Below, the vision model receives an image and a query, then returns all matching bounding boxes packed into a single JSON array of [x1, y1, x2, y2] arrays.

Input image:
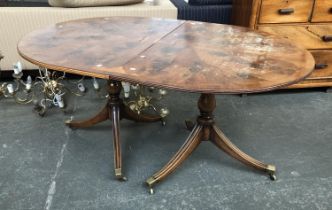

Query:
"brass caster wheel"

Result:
[[266, 165, 276, 181], [65, 120, 72, 127], [64, 120, 76, 130], [116, 175, 127, 182], [146, 177, 157, 194], [161, 120, 166, 126], [269, 173, 277, 181], [115, 168, 127, 181], [119, 176, 128, 182]]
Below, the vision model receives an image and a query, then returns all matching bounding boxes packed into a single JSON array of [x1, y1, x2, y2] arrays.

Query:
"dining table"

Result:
[[18, 16, 315, 194]]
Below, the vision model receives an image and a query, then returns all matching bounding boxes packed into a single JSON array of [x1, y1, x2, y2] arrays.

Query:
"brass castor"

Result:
[[65, 119, 77, 129], [267, 165, 277, 181], [149, 188, 154, 195], [269, 173, 277, 181], [161, 119, 166, 126], [115, 168, 127, 181], [118, 176, 128, 181], [146, 177, 156, 194]]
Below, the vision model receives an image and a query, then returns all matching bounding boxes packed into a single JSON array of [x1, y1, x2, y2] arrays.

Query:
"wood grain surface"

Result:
[[258, 24, 332, 50], [231, 0, 259, 27], [312, 0, 332, 22], [307, 50, 332, 80], [18, 17, 315, 94], [259, 0, 314, 24]]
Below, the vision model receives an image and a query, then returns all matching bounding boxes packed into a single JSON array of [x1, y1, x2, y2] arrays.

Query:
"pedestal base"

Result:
[[66, 80, 163, 180], [146, 94, 276, 194]]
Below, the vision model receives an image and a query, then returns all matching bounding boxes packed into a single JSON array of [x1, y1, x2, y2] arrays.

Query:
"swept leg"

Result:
[[65, 105, 109, 128], [211, 125, 276, 180], [146, 125, 203, 193], [121, 104, 162, 123], [110, 104, 126, 181]]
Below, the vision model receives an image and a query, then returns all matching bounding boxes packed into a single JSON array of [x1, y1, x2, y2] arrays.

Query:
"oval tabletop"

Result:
[[18, 17, 315, 94]]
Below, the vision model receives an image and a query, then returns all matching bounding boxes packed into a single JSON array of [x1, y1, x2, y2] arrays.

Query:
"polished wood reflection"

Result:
[[18, 17, 315, 191], [18, 17, 315, 94]]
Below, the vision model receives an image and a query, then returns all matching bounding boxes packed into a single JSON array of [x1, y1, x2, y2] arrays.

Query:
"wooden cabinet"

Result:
[[232, 0, 332, 88]]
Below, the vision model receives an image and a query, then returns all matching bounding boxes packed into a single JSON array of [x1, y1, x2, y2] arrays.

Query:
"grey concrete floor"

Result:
[[0, 84, 332, 210]]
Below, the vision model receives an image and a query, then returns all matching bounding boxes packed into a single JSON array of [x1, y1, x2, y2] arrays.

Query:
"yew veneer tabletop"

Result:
[[18, 17, 315, 193]]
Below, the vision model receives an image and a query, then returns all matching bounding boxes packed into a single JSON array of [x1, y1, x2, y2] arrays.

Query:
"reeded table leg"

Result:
[[146, 125, 202, 194], [146, 93, 276, 193], [211, 125, 276, 180], [66, 80, 163, 180], [108, 83, 126, 181], [65, 105, 109, 128]]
